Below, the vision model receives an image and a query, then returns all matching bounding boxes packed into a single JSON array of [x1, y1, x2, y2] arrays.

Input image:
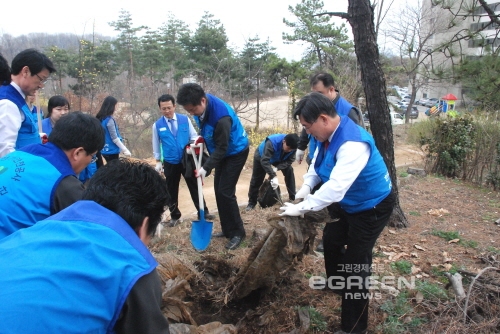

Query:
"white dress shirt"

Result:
[[152, 114, 198, 161], [0, 82, 26, 158], [300, 127, 371, 212]]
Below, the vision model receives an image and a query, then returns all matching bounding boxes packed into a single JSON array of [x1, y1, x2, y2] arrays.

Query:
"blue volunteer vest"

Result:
[[78, 161, 97, 183], [42, 117, 53, 134], [258, 134, 294, 164], [0, 201, 158, 333], [314, 116, 392, 213], [0, 84, 41, 148], [155, 114, 189, 164], [101, 116, 123, 155], [0, 142, 75, 239], [194, 94, 248, 156]]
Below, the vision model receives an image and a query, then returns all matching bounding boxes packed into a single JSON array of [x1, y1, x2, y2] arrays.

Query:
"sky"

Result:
[[0, 0, 361, 61]]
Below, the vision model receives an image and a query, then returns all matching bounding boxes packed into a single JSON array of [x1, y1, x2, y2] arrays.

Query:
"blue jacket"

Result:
[[314, 116, 392, 213], [156, 114, 189, 164], [194, 94, 248, 156], [42, 117, 53, 134], [0, 200, 158, 333], [0, 84, 41, 148], [258, 134, 294, 164], [0, 142, 75, 239], [101, 116, 122, 155]]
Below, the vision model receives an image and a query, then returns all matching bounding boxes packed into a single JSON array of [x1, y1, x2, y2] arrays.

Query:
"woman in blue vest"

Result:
[[96, 96, 131, 167], [0, 159, 170, 333], [41, 95, 70, 134], [177, 83, 249, 250], [246, 133, 299, 210], [280, 92, 395, 334]]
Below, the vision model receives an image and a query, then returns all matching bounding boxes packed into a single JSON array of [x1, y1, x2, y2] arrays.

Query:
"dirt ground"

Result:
[[151, 124, 500, 333]]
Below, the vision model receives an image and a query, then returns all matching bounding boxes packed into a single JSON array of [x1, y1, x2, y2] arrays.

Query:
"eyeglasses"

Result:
[[34, 73, 49, 84], [90, 154, 98, 163], [302, 119, 317, 130]]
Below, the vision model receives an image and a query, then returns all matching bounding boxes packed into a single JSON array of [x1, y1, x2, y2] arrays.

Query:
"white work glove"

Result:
[[295, 149, 305, 164], [295, 185, 311, 200], [112, 138, 131, 156], [279, 202, 308, 217], [155, 161, 163, 173], [195, 167, 207, 184], [272, 166, 278, 173], [39, 132, 48, 144], [270, 176, 279, 190]]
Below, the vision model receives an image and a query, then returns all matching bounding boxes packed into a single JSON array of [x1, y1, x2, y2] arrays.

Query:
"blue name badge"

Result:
[[159, 127, 167, 132]]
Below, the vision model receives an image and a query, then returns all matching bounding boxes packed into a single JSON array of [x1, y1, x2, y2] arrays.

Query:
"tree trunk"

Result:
[[347, 0, 408, 227]]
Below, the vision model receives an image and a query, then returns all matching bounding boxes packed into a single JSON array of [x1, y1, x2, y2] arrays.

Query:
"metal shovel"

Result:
[[189, 142, 213, 252]]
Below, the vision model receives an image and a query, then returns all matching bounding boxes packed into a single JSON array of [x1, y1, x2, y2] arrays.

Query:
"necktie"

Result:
[[168, 119, 177, 136]]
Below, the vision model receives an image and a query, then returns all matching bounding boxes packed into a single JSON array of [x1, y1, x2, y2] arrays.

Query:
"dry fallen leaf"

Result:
[[410, 252, 419, 258], [388, 229, 396, 234], [411, 266, 421, 274], [415, 291, 424, 304], [442, 263, 453, 271], [414, 244, 425, 251], [448, 239, 460, 244]]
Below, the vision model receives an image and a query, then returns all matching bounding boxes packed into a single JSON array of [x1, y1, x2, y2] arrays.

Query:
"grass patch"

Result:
[[408, 211, 421, 216], [431, 229, 460, 241], [295, 306, 327, 332], [460, 239, 478, 248], [399, 171, 409, 177], [416, 280, 449, 302], [391, 260, 413, 275], [378, 291, 427, 334], [487, 246, 500, 254]]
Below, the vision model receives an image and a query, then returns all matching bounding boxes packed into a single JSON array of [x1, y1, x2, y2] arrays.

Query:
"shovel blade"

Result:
[[190, 219, 214, 252]]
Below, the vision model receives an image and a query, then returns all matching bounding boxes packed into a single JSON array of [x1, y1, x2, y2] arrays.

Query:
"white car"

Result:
[[390, 111, 404, 125]]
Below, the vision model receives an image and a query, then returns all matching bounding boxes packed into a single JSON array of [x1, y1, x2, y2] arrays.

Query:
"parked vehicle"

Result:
[[417, 98, 429, 106], [390, 111, 404, 125], [424, 98, 439, 107], [400, 105, 419, 119]]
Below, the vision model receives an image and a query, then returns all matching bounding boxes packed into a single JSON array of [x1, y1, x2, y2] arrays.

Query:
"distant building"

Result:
[[419, 0, 500, 105]]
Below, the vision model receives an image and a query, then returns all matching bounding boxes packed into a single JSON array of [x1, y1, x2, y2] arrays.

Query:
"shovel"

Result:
[[189, 142, 213, 252]]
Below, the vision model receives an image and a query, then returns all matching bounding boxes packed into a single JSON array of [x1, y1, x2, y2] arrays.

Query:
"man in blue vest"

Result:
[[0, 159, 170, 333], [296, 72, 364, 166], [246, 133, 299, 211], [177, 83, 249, 250], [296, 72, 365, 253], [0, 111, 105, 239], [0, 49, 55, 157], [152, 94, 214, 226], [280, 92, 395, 334]]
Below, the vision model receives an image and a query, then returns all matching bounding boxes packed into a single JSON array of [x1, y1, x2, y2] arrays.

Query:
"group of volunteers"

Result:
[[0, 48, 394, 334]]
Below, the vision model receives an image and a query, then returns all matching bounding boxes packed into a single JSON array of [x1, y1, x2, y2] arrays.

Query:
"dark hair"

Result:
[[158, 94, 175, 107], [176, 83, 206, 106], [82, 159, 170, 236], [49, 111, 105, 154], [293, 92, 338, 123], [284, 133, 299, 149], [47, 95, 70, 117], [95, 96, 118, 121], [310, 72, 335, 89], [0, 53, 11, 85], [10, 49, 56, 76]]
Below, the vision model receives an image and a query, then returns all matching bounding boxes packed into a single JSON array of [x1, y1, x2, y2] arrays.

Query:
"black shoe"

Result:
[[225, 236, 244, 250], [315, 240, 324, 252], [245, 203, 256, 212], [165, 219, 181, 227], [212, 231, 226, 238], [203, 213, 216, 220]]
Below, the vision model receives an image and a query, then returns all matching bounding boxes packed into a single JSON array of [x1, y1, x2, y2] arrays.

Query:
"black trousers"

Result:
[[163, 161, 209, 220], [214, 147, 249, 238], [247, 151, 296, 205], [323, 191, 395, 333]]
